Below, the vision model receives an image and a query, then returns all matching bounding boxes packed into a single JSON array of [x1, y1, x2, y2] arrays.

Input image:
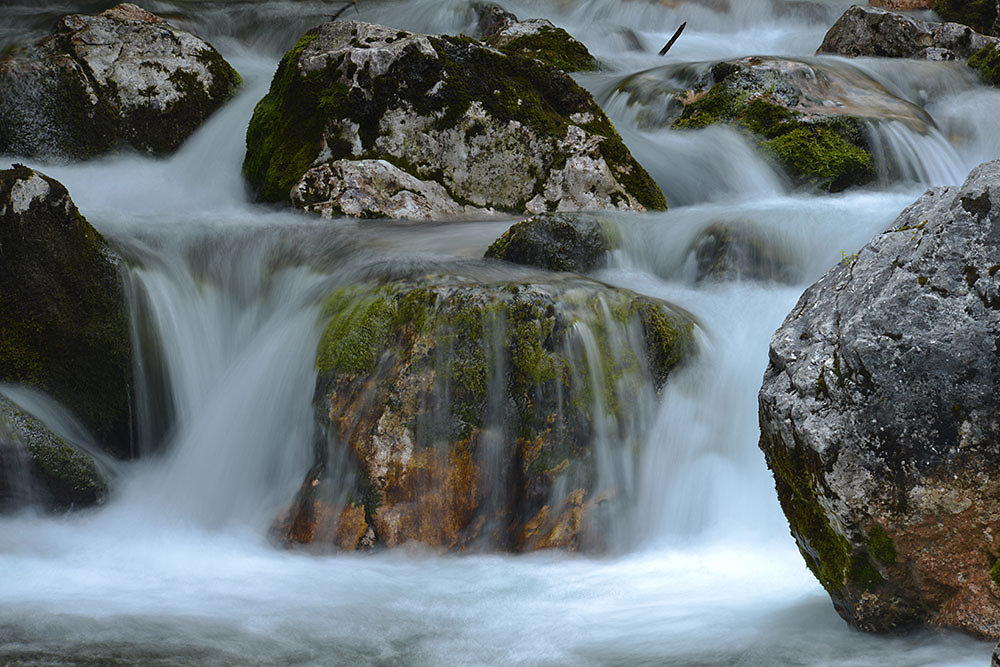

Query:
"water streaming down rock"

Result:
[[0, 0, 998, 662]]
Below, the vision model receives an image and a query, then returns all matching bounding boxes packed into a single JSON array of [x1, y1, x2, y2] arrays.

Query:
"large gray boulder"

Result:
[[818, 5, 999, 60], [0, 166, 133, 454], [758, 160, 1000, 638], [0, 3, 240, 159], [275, 272, 694, 551], [243, 21, 666, 219]]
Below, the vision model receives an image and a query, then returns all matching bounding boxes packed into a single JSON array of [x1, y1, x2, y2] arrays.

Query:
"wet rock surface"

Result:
[[758, 160, 1000, 638], [690, 222, 800, 284], [244, 20, 665, 219], [277, 272, 695, 551], [818, 4, 999, 60], [0, 166, 132, 453], [0, 3, 240, 159], [484, 212, 614, 273]]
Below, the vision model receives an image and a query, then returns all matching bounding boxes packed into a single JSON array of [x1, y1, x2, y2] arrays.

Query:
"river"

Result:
[[1, 0, 998, 663]]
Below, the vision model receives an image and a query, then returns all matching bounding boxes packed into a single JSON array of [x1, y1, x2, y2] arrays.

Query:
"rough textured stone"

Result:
[[819, 4, 999, 59], [244, 21, 665, 219], [0, 3, 240, 159], [278, 273, 694, 551], [758, 160, 1000, 638], [934, 0, 1000, 36], [476, 6, 598, 72], [661, 57, 931, 191], [870, 0, 935, 9], [970, 41, 1000, 84], [0, 166, 132, 453], [0, 393, 107, 511], [484, 212, 614, 273]]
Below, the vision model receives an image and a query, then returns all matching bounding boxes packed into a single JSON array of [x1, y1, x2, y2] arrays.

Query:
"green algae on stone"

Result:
[[970, 43, 1000, 85], [934, 0, 998, 35], [487, 23, 598, 72]]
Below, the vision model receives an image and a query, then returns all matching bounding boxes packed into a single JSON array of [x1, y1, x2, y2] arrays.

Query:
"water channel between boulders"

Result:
[[1, 0, 999, 663]]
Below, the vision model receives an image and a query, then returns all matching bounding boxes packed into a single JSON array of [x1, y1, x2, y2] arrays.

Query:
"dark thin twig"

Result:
[[324, 1, 358, 22], [658, 22, 686, 56]]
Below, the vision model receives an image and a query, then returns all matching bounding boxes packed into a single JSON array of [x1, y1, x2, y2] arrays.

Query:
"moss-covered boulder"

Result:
[[484, 212, 615, 272], [0, 393, 108, 511], [970, 41, 1000, 84], [934, 0, 999, 35], [243, 20, 664, 220], [0, 3, 240, 159], [0, 166, 132, 453], [665, 57, 934, 191], [758, 160, 1000, 638], [818, 5, 999, 60], [477, 5, 598, 72], [277, 273, 694, 551]]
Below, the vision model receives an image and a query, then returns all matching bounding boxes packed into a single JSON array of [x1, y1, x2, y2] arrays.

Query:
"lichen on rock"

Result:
[[758, 159, 1000, 638], [277, 272, 695, 552], [0, 3, 240, 159], [244, 20, 664, 219], [0, 166, 133, 454]]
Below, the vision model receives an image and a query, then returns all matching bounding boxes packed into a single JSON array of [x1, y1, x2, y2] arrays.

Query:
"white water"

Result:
[[1, 0, 997, 663]]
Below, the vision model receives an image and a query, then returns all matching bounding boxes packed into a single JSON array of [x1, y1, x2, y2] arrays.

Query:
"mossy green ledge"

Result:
[[243, 20, 665, 219], [276, 273, 694, 551], [482, 17, 599, 72], [671, 57, 891, 192], [970, 42, 1000, 85], [0, 166, 133, 455]]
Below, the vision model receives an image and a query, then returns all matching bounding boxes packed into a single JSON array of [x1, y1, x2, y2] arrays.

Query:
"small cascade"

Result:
[[867, 120, 968, 187]]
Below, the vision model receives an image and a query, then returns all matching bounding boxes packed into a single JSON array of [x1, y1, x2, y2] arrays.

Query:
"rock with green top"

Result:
[[485, 212, 615, 273], [934, 0, 999, 36], [277, 272, 694, 551], [970, 42, 1000, 84], [0, 3, 240, 159], [0, 393, 108, 510], [759, 160, 1000, 638], [0, 166, 133, 454], [477, 5, 598, 72], [244, 20, 665, 220]]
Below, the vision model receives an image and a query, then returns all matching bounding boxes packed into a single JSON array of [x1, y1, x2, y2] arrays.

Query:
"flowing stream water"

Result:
[[2, 0, 1000, 663]]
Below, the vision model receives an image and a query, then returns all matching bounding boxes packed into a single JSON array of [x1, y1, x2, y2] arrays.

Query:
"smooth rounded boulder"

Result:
[[758, 160, 1000, 637]]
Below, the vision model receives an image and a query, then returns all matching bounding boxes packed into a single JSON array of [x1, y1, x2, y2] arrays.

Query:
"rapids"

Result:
[[1, 0, 998, 663]]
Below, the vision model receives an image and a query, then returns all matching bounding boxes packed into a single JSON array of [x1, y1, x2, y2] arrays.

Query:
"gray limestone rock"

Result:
[[758, 159, 1000, 638]]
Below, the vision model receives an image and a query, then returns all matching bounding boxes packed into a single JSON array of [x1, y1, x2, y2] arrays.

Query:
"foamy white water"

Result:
[[0, 0, 996, 663]]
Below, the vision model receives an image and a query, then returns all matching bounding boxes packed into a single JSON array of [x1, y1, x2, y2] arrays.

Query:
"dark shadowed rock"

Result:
[[244, 21, 664, 219], [690, 222, 800, 284], [970, 41, 1000, 84], [0, 3, 240, 159], [934, 0, 1000, 36], [0, 166, 132, 453], [484, 213, 614, 272], [818, 4, 998, 60], [276, 273, 694, 551], [758, 160, 1000, 638]]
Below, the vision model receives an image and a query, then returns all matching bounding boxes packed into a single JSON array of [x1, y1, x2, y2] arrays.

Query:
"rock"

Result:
[[870, 0, 935, 9], [818, 5, 999, 60], [484, 212, 615, 272], [993, 640, 1000, 667], [667, 57, 929, 191], [689, 222, 800, 284], [278, 273, 695, 551], [0, 166, 132, 453], [476, 5, 598, 72], [970, 42, 1000, 84], [934, 0, 1000, 36], [243, 21, 665, 219], [0, 393, 108, 510], [0, 3, 240, 159], [758, 159, 1000, 638]]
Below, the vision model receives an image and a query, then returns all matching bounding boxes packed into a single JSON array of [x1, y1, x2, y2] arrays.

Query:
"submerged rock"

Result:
[[277, 273, 695, 551], [689, 222, 800, 284], [667, 57, 927, 191], [484, 212, 615, 272], [0, 166, 132, 453], [758, 160, 1000, 638], [244, 21, 665, 219], [0, 393, 108, 510], [818, 5, 999, 60], [0, 3, 240, 159], [477, 5, 598, 72]]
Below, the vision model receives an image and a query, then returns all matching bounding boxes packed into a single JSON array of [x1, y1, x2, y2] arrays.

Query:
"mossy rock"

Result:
[[281, 273, 695, 551], [0, 393, 108, 510], [244, 21, 663, 219], [482, 16, 599, 73], [934, 0, 999, 35], [0, 3, 240, 159], [970, 42, 1000, 85], [484, 212, 615, 273], [672, 58, 877, 192], [0, 166, 133, 454]]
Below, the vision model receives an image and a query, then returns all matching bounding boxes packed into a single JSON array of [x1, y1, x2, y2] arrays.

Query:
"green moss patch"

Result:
[[970, 43, 1000, 86], [490, 24, 598, 72], [934, 0, 998, 35]]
